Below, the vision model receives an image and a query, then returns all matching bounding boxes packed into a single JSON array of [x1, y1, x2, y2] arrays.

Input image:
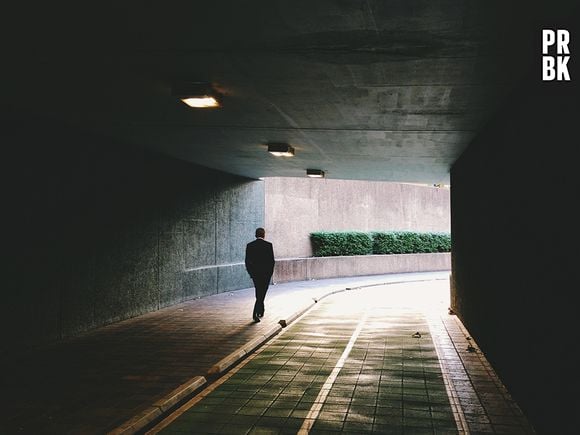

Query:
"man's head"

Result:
[[255, 227, 265, 239]]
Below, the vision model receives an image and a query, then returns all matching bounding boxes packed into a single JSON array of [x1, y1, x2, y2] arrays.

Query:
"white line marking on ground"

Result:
[[426, 314, 470, 434], [297, 309, 369, 435], [146, 293, 326, 434]]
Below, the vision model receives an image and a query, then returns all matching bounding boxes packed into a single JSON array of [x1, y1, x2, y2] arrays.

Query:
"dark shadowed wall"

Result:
[[451, 81, 578, 434], [3, 119, 264, 353]]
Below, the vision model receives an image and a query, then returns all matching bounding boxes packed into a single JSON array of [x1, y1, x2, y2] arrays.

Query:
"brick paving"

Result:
[[149, 280, 535, 435], [432, 317, 535, 434], [0, 273, 446, 435]]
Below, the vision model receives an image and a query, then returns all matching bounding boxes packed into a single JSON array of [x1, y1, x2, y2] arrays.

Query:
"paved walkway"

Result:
[[149, 279, 535, 435], [0, 272, 450, 435], [153, 283, 461, 434]]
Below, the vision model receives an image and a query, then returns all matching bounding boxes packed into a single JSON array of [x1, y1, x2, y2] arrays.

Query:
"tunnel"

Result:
[[2, 1, 579, 434]]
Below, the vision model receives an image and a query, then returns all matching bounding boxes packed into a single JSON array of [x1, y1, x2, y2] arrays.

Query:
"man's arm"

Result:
[[268, 243, 275, 276], [245, 244, 254, 277]]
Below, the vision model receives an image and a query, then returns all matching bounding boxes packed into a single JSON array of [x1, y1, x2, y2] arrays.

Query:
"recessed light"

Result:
[[172, 82, 221, 108], [267, 143, 295, 157], [306, 169, 325, 178], [181, 96, 220, 108]]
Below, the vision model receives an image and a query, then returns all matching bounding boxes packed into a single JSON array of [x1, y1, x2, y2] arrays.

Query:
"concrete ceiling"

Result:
[[3, 1, 563, 183]]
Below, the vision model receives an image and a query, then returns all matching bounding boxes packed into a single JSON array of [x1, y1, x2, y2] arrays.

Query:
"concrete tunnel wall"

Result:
[[3, 119, 264, 352], [450, 82, 578, 434], [2, 117, 451, 353]]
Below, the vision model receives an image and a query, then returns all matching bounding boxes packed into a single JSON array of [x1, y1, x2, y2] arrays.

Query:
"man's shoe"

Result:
[[253, 315, 261, 323]]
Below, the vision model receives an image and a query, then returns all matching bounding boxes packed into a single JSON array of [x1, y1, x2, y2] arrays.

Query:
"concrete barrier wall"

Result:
[[265, 177, 450, 258], [273, 253, 450, 283]]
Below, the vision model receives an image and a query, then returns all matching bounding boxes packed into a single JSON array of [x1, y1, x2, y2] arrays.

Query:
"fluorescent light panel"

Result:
[[268, 143, 295, 157], [181, 96, 220, 108], [306, 169, 325, 178], [173, 82, 220, 109]]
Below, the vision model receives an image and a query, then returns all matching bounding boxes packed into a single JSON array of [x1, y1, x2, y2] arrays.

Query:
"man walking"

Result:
[[245, 227, 275, 323]]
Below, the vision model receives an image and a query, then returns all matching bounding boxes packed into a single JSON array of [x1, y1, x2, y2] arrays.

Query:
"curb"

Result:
[[109, 274, 447, 434], [109, 288, 343, 435], [207, 323, 283, 376], [207, 287, 357, 377], [205, 289, 342, 378], [108, 376, 207, 435]]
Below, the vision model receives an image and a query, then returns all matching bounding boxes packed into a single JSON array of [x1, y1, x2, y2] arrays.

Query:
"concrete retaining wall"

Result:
[[265, 177, 450, 258], [273, 253, 450, 283]]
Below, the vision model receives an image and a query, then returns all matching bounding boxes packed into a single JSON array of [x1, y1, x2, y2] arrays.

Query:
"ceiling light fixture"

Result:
[[181, 96, 220, 108], [172, 81, 220, 108], [267, 143, 295, 157], [306, 169, 325, 178]]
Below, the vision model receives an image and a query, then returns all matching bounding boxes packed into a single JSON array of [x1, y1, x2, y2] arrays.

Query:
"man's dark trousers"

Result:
[[252, 275, 270, 318]]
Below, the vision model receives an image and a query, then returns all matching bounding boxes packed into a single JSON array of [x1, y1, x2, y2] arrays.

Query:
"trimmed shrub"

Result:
[[372, 231, 451, 254], [311, 231, 451, 256], [310, 231, 373, 257]]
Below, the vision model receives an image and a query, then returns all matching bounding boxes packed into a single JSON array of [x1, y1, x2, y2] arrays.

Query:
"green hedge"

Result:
[[310, 231, 451, 257], [372, 231, 451, 254], [310, 231, 373, 257]]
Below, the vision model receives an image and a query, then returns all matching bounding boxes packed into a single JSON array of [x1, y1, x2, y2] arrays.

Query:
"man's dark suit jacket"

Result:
[[245, 238, 275, 279]]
